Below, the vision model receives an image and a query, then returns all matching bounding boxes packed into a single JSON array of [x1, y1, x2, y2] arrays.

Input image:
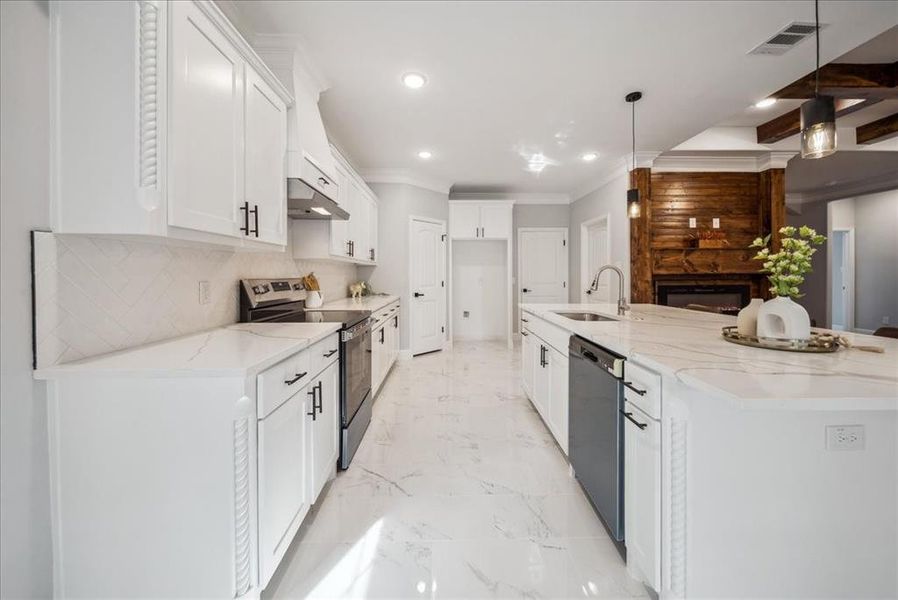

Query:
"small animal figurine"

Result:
[[349, 282, 365, 300]]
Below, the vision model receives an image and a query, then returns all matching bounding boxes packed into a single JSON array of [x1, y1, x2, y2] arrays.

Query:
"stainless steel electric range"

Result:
[[239, 278, 372, 469]]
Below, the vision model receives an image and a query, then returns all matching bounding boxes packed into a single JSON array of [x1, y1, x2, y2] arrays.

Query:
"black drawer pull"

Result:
[[621, 410, 648, 430], [323, 349, 338, 358], [623, 381, 647, 396], [285, 371, 308, 385]]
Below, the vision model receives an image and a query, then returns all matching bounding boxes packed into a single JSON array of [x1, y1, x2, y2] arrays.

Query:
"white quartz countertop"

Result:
[[521, 303, 898, 409], [314, 294, 400, 313], [33, 322, 341, 379]]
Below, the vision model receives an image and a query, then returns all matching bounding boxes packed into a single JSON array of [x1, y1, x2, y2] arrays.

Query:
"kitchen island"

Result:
[[521, 302, 898, 599]]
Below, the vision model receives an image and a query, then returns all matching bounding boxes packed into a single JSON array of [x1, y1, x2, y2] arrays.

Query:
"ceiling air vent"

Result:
[[749, 21, 822, 56]]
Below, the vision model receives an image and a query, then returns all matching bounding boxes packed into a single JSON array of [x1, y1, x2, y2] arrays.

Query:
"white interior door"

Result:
[[830, 229, 854, 331], [519, 228, 568, 312], [581, 216, 610, 303], [410, 218, 446, 355]]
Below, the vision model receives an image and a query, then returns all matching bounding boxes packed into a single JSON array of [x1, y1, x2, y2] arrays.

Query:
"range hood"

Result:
[[287, 178, 348, 220], [257, 45, 348, 220]]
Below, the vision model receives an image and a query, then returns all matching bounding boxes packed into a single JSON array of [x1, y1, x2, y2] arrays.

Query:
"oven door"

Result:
[[342, 321, 372, 425]]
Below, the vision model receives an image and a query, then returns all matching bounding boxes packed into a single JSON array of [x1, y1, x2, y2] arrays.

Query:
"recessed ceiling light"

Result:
[[417, 150, 432, 160], [755, 98, 777, 108], [402, 72, 427, 89], [581, 152, 598, 162]]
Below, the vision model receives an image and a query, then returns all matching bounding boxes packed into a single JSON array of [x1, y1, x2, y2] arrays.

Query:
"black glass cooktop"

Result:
[[265, 309, 370, 329]]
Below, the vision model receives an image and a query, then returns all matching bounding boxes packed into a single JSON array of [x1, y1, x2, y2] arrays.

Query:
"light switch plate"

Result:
[[198, 281, 211, 305], [712, 218, 720, 229], [689, 217, 697, 228]]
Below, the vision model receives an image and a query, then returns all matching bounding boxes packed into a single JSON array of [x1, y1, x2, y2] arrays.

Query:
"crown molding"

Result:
[[359, 168, 452, 195], [570, 158, 629, 203], [448, 192, 571, 205], [251, 33, 330, 94], [653, 151, 796, 173], [787, 170, 898, 205]]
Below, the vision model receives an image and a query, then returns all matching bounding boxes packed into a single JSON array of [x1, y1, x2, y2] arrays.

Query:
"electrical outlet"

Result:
[[712, 218, 720, 229], [826, 425, 865, 451], [689, 217, 697, 228], [198, 281, 211, 305]]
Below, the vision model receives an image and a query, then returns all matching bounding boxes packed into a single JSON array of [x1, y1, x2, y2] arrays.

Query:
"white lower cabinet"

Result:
[[371, 301, 401, 395], [624, 401, 660, 592], [258, 390, 310, 587], [522, 324, 569, 455], [308, 361, 340, 502]]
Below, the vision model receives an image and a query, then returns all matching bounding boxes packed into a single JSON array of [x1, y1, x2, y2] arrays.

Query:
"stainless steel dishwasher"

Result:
[[569, 335, 626, 551]]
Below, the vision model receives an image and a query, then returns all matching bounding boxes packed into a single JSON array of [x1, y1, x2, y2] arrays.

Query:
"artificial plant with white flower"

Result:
[[750, 226, 826, 298]]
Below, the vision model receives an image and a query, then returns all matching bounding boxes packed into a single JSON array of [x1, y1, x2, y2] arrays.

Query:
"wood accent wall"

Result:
[[630, 169, 786, 303]]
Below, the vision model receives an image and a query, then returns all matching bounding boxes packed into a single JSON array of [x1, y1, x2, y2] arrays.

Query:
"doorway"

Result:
[[830, 228, 855, 331], [409, 216, 447, 356], [517, 227, 569, 324], [580, 215, 611, 303]]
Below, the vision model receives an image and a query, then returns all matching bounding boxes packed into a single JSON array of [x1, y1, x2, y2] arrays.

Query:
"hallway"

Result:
[[265, 341, 649, 599]]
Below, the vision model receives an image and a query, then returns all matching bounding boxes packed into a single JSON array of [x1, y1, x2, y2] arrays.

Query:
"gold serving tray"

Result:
[[721, 326, 840, 353]]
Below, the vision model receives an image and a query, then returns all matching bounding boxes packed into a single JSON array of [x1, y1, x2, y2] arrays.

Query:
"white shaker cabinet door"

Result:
[[479, 204, 512, 239], [532, 341, 550, 420], [310, 361, 340, 501], [168, 1, 245, 238], [449, 204, 480, 239], [329, 164, 352, 258], [624, 402, 660, 592], [245, 66, 287, 245], [548, 346, 569, 455], [258, 391, 309, 588]]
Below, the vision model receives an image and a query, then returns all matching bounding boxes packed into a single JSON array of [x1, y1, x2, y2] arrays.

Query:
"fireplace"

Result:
[[656, 283, 750, 316]]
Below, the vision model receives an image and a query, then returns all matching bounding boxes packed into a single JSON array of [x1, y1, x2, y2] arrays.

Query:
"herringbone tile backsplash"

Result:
[[33, 233, 358, 367]]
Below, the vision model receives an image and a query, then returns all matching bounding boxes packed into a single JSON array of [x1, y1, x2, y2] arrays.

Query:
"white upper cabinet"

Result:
[[168, 0, 244, 238], [292, 145, 378, 265], [50, 0, 292, 250], [449, 202, 513, 239], [245, 68, 288, 245]]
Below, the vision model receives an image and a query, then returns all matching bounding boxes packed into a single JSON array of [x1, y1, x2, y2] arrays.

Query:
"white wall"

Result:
[[452, 240, 507, 340], [568, 171, 631, 302], [0, 1, 53, 596], [854, 189, 898, 331], [787, 201, 828, 327], [512, 204, 570, 331], [359, 183, 449, 350]]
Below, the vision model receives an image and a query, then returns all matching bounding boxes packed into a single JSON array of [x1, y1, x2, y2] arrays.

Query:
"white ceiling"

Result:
[[718, 25, 898, 128], [227, 1, 898, 196], [785, 151, 898, 194]]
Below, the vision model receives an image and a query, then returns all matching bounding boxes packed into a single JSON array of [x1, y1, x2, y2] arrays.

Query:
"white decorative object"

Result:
[[756, 296, 811, 341], [736, 298, 764, 337], [305, 290, 323, 308]]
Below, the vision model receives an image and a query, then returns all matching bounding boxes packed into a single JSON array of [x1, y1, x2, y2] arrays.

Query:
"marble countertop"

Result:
[[521, 303, 898, 409], [314, 294, 400, 313], [33, 322, 341, 379]]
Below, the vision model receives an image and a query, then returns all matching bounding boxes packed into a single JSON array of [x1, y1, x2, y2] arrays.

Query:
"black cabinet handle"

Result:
[[323, 349, 338, 358], [306, 385, 318, 420], [346, 240, 352, 256], [285, 371, 308, 385], [393, 315, 398, 327], [318, 177, 329, 186], [240, 201, 250, 235], [521, 331, 529, 337], [522, 288, 531, 293], [540, 345, 547, 367], [521, 318, 529, 322], [414, 292, 424, 298], [621, 410, 648, 430], [315, 381, 323, 414], [370, 248, 375, 261], [250, 204, 259, 237], [623, 381, 647, 396]]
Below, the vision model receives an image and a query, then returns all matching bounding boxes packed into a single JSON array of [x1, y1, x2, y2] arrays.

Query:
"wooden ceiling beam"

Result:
[[756, 98, 880, 144], [772, 62, 898, 99], [856, 112, 898, 145]]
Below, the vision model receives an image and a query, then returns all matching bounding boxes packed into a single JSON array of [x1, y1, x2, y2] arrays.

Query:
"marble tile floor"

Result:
[[264, 341, 649, 600]]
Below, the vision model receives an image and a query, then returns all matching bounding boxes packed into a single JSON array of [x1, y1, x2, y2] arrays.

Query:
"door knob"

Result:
[[414, 292, 424, 298]]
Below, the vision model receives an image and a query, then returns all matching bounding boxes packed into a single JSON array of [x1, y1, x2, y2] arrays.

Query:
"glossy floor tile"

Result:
[[264, 341, 649, 599]]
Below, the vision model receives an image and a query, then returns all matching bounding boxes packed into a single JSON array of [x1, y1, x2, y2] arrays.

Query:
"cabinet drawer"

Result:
[[624, 361, 661, 419], [258, 350, 311, 418], [308, 333, 340, 380], [372, 301, 399, 328], [301, 157, 337, 198], [526, 312, 570, 355]]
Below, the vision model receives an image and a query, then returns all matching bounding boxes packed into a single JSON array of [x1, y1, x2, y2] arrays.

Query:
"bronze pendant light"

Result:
[[800, 0, 836, 159], [626, 91, 643, 219]]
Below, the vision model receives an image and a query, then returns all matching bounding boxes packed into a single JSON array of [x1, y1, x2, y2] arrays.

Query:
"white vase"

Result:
[[305, 290, 323, 308], [736, 298, 764, 337], [756, 296, 811, 341]]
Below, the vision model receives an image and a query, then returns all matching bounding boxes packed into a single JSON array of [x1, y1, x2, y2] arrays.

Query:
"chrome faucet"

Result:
[[588, 265, 630, 316]]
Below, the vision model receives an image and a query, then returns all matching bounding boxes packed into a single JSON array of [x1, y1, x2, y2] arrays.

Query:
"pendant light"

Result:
[[626, 91, 643, 219], [800, 0, 836, 159]]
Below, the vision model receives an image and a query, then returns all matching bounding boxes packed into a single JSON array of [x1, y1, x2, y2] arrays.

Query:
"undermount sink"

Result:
[[552, 311, 616, 322]]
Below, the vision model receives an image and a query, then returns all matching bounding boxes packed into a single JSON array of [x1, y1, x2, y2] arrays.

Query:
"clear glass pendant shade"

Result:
[[800, 95, 837, 159], [627, 188, 640, 219]]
